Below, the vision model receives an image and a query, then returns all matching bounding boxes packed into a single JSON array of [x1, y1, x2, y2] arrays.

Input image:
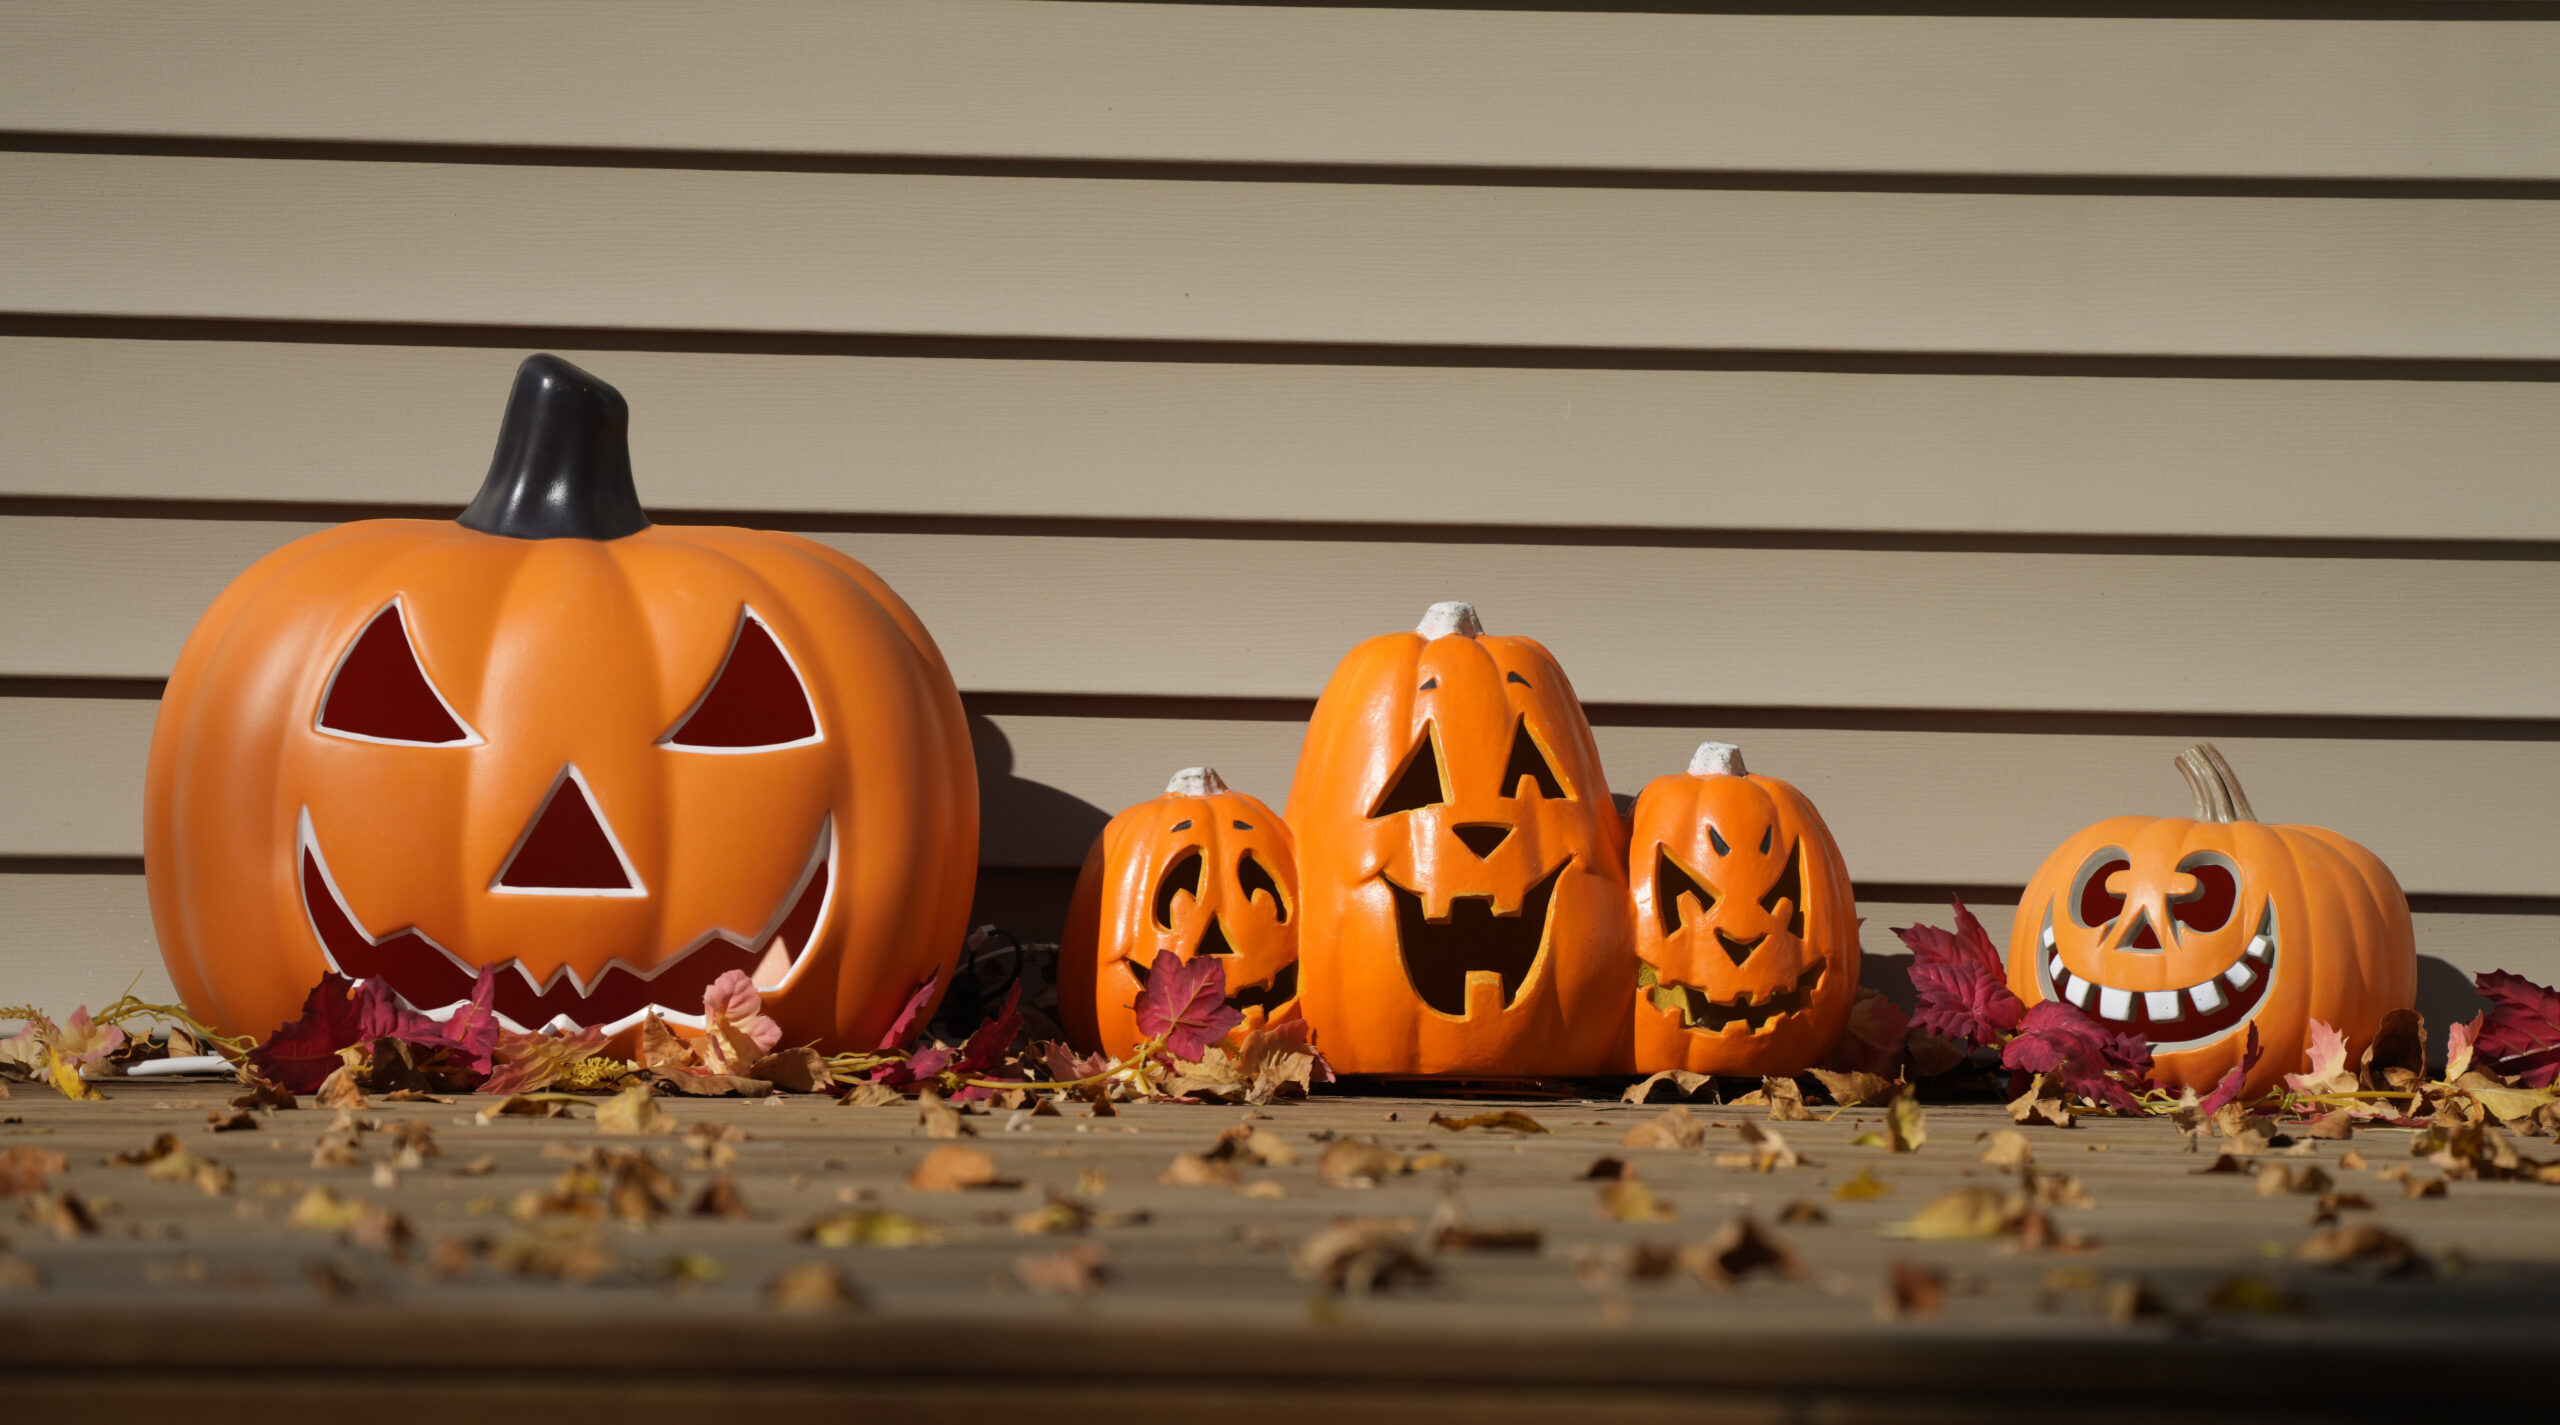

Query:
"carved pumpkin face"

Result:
[[2006, 744, 2414, 1099], [1630, 743, 1860, 1077], [144, 355, 979, 1051], [1288, 602, 1633, 1075], [1057, 767, 1298, 1058]]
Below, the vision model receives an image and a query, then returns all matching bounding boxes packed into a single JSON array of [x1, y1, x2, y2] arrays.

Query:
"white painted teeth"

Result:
[[2144, 990, 2182, 1021], [2224, 960, 2258, 991], [2097, 985, 2133, 1021], [2046, 950, 2064, 980], [2189, 979, 2226, 1014], [2063, 973, 2094, 1009], [2246, 934, 2272, 961]]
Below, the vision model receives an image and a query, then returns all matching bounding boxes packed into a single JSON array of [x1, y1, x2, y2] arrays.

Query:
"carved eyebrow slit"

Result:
[[1370, 722, 1451, 816]]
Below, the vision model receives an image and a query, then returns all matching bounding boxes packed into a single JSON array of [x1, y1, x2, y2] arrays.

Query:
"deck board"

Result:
[[3, 1082, 2554, 1418]]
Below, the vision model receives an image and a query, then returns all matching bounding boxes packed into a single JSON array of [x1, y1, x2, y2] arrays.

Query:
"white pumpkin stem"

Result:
[[1415, 601, 1484, 639], [1688, 741, 1748, 777], [1165, 766, 1229, 797], [2174, 743, 2257, 823]]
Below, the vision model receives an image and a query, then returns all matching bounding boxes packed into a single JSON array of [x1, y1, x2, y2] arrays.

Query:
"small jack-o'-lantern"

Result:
[[2006, 743, 2414, 1100], [1289, 602, 1633, 1075], [1630, 743, 1859, 1077], [1058, 767, 1298, 1058], [144, 354, 978, 1052]]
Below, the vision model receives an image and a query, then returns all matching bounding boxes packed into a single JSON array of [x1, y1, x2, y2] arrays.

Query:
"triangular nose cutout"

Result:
[[1454, 822, 1513, 859], [494, 769, 642, 895], [2118, 905, 2163, 952], [1193, 917, 1235, 958]]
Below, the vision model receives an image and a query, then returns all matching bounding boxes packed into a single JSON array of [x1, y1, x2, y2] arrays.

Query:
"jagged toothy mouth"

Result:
[[1124, 939, 1299, 1016], [1383, 860, 1567, 1018], [1640, 959, 1826, 1035], [298, 808, 833, 1035], [2036, 903, 2276, 1054]]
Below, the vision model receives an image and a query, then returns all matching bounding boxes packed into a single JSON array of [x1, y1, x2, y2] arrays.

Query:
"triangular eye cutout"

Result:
[[662, 612, 819, 751], [1655, 847, 1717, 937], [494, 768, 642, 895], [1369, 722, 1450, 817], [1759, 838, 1806, 938], [1501, 719, 1567, 799], [317, 603, 477, 746]]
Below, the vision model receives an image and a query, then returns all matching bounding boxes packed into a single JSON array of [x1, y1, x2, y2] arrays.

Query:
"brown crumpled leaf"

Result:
[[2255, 1163, 2336, 1197], [1318, 1139, 1409, 1188], [689, 1175, 754, 1220], [2104, 1276, 2176, 1325], [1292, 1220, 1435, 1295], [1428, 1110, 1548, 1135], [1422, 1197, 1543, 1253], [2358, 1008, 2427, 1092], [2298, 1223, 2429, 1276], [1681, 1215, 1803, 1288], [907, 1145, 1013, 1192], [2413, 1121, 2560, 1183], [229, 1068, 297, 1111], [639, 1013, 698, 1074], [315, 1063, 369, 1110], [1579, 1155, 1632, 1181], [2008, 1073, 2075, 1128], [493, 1227, 621, 1283], [1161, 1152, 1244, 1187], [205, 1108, 260, 1133], [1234, 1021, 1326, 1104], [1622, 1069, 1715, 1104], [1596, 1179, 1677, 1222], [1979, 1130, 2035, 1169], [1778, 1199, 1829, 1225], [1015, 1242, 1111, 1295], [1809, 1069, 1900, 1110], [799, 1207, 945, 1248], [917, 1090, 974, 1139], [0, 1145, 67, 1198], [20, 1190, 98, 1239], [1715, 1121, 1806, 1173], [2302, 1108, 2357, 1140], [647, 1070, 771, 1098], [838, 1081, 906, 1108], [1761, 1076, 1814, 1122], [594, 1085, 676, 1136], [745, 1047, 836, 1094], [1884, 1086, 1927, 1153], [2309, 1189, 2375, 1226], [768, 1260, 863, 1311], [1621, 1105, 1705, 1150], [287, 1186, 410, 1249], [1877, 1259, 1947, 1320], [473, 1093, 580, 1124]]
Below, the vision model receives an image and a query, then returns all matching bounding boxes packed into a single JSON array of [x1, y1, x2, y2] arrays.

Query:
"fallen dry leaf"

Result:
[[229, 1069, 296, 1110], [689, 1175, 754, 1220], [1579, 1155, 1632, 1181], [1161, 1152, 1244, 1187], [491, 1227, 620, 1283], [1877, 1259, 1946, 1320], [906, 1145, 1011, 1192], [1778, 1200, 1829, 1225], [1623, 1069, 1714, 1104], [1682, 1216, 1803, 1288], [1015, 1242, 1110, 1295], [1761, 1076, 1814, 1122], [1884, 1087, 1927, 1153], [917, 1090, 973, 1140], [1596, 1179, 1677, 1223], [768, 1260, 863, 1311], [1833, 1168, 1893, 1201], [1292, 1220, 1434, 1295], [839, 1081, 905, 1108], [746, 1046, 836, 1094], [19, 1190, 96, 1239], [798, 1208, 944, 1249], [2104, 1276, 2175, 1325], [315, 1064, 369, 1110], [1980, 1130, 2035, 1168], [0, 1145, 67, 1198], [1882, 1186, 2012, 1241], [1809, 1069, 1899, 1109], [205, 1108, 260, 1133], [1422, 1197, 1544, 1253], [2284, 1019, 2359, 1097], [2203, 1272, 2314, 1316], [2297, 1223, 2429, 1276], [0, 1255, 45, 1291], [2339, 1148, 2370, 1172], [473, 1094, 580, 1124], [1715, 1121, 1806, 1173], [2008, 1073, 2075, 1128], [1621, 1105, 1705, 1150], [2254, 1163, 2336, 1197], [1013, 1195, 1093, 1236], [1318, 1139, 1409, 1188], [1428, 1110, 1548, 1135], [594, 1085, 675, 1136]]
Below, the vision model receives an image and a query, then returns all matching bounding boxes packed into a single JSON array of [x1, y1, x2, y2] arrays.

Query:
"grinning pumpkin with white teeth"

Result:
[[1629, 743, 1860, 1077], [1058, 766, 1299, 1058], [2006, 743, 2414, 1100], [144, 355, 978, 1053]]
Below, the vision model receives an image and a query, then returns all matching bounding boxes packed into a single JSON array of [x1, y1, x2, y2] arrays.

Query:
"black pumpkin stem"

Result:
[[458, 354, 650, 541]]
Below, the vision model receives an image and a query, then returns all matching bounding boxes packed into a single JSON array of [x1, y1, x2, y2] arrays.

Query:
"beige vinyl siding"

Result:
[[8, 338, 2558, 543], [2, 3, 2551, 1026], [5, 4, 2558, 180], [13, 154, 2560, 359]]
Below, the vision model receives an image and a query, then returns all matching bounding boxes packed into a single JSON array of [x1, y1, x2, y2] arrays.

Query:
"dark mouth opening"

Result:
[[300, 814, 830, 1033], [1643, 958, 1825, 1035], [1385, 860, 1568, 1018]]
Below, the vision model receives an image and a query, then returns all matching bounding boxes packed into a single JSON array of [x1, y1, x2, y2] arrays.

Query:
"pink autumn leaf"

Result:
[[2445, 1013, 2483, 1083], [2195, 1023, 2264, 1118], [2474, 970, 2560, 1088], [2282, 1018, 2356, 1095], [54, 1007, 126, 1066], [1131, 951, 1244, 1063], [437, 966, 504, 1073], [1897, 898, 2024, 1049], [703, 969, 783, 1054]]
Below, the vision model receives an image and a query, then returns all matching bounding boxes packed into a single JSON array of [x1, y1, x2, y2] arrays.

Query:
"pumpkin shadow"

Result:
[[2414, 955, 2490, 1063], [966, 712, 1107, 941]]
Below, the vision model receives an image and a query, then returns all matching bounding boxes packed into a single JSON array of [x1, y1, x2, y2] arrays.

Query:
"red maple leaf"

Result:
[[2002, 999, 2152, 1113], [249, 975, 365, 1092], [1132, 951, 1243, 1062], [877, 972, 940, 1053], [437, 967, 504, 1073], [2475, 969, 2560, 1087], [2194, 1022, 2263, 1117], [1896, 898, 2025, 1048]]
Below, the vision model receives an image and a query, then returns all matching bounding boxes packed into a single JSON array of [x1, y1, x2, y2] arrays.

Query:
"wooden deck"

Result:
[[4, 1081, 2553, 1421]]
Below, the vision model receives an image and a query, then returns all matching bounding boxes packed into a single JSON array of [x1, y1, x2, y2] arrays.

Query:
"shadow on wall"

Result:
[[2415, 956, 2490, 1041], [966, 712, 1105, 944]]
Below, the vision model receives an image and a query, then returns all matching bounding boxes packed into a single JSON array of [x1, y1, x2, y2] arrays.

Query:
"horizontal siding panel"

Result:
[[6, 871, 2542, 1028], [7, 516, 2558, 721], [10, 154, 2560, 359], [17, 692, 2558, 896], [10, 338, 2560, 543], [5, 4, 2559, 180]]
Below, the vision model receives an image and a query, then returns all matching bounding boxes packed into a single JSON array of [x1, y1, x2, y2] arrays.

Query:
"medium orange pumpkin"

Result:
[[1630, 743, 1860, 1077], [1288, 602, 1633, 1075], [2005, 743, 2413, 1100], [1057, 767, 1299, 1058], [144, 354, 978, 1052]]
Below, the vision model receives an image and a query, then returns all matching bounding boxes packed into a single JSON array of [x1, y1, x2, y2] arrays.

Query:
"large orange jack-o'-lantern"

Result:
[[143, 354, 978, 1052], [1630, 743, 1860, 1077], [2006, 743, 2414, 1100], [1289, 602, 1634, 1076], [1057, 766, 1299, 1058]]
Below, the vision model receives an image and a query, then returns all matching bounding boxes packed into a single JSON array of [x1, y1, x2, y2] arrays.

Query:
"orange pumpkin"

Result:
[[1288, 602, 1633, 1075], [1630, 743, 1860, 1077], [1057, 767, 1299, 1058], [2005, 743, 2413, 1100], [143, 354, 978, 1052]]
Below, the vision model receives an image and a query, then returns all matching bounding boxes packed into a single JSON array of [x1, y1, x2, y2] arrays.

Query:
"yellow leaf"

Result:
[[43, 1048, 101, 1102], [1881, 1186, 2015, 1241], [594, 1086, 674, 1136], [1833, 1168, 1893, 1201]]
